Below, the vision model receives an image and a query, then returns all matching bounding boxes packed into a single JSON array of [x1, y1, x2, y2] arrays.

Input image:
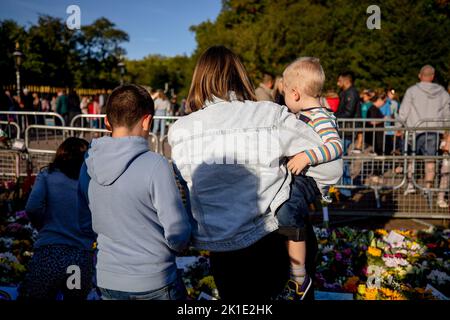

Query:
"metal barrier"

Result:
[[0, 150, 21, 182], [70, 114, 179, 153], [0, 111, 66, 129], [23, 125, 161, 174], [0, 121, 21, 140], [332, 118, 450, 218], [1, 114, 448, 219]]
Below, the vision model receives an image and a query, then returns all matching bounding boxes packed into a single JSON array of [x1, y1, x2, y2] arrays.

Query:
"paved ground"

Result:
[[310, 213, 450, 229]]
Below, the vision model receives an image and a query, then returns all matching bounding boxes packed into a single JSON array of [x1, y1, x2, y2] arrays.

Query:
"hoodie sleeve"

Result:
[[443, 91, 450, 119], [25, 171, 47, 229], [398, 88, 413, 125], [150, 157, 192, 252]]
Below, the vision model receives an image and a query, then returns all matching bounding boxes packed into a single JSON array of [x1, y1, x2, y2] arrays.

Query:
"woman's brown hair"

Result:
[[47, 137, 89, 180], [186, 45, 256, 111]]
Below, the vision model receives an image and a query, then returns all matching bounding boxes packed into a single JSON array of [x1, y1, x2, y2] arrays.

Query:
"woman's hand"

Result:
[[287, 152, 311, 175]]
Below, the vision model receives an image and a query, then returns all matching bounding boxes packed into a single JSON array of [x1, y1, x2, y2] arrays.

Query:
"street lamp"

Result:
[[117, 56, 125, 85], [13, 42, 23, 98]]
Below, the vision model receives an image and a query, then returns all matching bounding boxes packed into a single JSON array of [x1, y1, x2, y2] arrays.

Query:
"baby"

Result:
[[277, 57, 343, 300]]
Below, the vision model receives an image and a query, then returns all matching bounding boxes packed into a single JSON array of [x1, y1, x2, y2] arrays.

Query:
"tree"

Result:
[[191, 0, 450, 95]]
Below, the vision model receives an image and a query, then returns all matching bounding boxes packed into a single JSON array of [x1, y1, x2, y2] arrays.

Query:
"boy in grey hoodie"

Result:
[[78, 84, 191, 300]]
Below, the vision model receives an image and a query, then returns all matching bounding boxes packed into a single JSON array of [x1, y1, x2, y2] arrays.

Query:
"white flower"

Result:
[[322, 245, 334, 254]]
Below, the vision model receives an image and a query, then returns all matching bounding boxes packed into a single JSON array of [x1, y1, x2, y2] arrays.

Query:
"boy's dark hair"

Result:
[[339, 71, 355, 84], [48, 137, 89, 180], [106, 84, 155, 129]]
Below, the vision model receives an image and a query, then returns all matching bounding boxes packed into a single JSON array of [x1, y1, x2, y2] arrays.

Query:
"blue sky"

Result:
[[0, 0, 222, 59]]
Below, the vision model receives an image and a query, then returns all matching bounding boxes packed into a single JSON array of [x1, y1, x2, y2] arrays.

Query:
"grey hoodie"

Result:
[[398, 82, 450, 129], [79, 136, 191, 292]]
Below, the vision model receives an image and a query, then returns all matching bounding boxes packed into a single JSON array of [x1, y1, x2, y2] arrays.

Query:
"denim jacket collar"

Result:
[[204, 91, 238, 108]]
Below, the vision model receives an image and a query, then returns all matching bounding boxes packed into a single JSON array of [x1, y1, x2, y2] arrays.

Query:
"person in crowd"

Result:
[[19, 137, 96, 300], [437, 132, 450, 208], [386, 88, 399, 116], [398, 65, 450, 196], [41, 94, 50, 112], [68, 90, 81, 125], [353, 89, 375, 152], [255, 72, 275, 102], [32, 92, 41, 112], [179, 98, 187, 116], [32, 92, 45, 125], [335, 72, 360, 119], [22, 88, 33, 112], [56, 90, 69, 125], [80, 96, 89, 115], [325, 90, 340, 113], [150, 88, 159, 100], [170, 95, 180, 116], [152, 89, 171, 138], [336, 71, 361, 198], [359, 89, 375, 119], [78, 84, 191, 300], [90, 95, 101, 129], [273, 76, 285, 106], [277, 57, 343, 299], [50, 95, 57, 112], [365, 90, 393, 155], [168, 46, 342, 300]]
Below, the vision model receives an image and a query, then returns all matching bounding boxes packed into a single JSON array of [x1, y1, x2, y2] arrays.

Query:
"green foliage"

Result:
[[192, 0, 450, 94], [125, 54, 192, 96], [2, 1, 449, 96], [0, 16, 129, 89]]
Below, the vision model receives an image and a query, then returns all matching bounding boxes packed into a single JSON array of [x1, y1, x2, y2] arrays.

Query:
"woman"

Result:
[[19, 138, 96, 300], [152, 90, 171, 138], [168, 46, 342, 300]]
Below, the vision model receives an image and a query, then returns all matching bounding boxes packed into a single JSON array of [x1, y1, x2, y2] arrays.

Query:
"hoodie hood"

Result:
[[86, 136, 149, 186], [416, 82, 446, 99]]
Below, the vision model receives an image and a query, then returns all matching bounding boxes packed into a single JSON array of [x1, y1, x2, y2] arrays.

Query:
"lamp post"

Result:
[[13, 42, 23, 98], [117, 57, 125, 85]]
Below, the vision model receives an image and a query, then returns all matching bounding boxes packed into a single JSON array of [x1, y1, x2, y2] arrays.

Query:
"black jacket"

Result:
[[335, 86, 360, 119]]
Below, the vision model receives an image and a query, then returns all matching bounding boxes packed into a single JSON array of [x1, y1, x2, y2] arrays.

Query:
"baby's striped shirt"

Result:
[[298, 107, 343, 165]]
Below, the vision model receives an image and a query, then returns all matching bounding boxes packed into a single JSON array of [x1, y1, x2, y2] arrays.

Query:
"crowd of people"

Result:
[[0, 87, 187, 129], [11, 46, 449, 302], [253, 66, 450, 207]]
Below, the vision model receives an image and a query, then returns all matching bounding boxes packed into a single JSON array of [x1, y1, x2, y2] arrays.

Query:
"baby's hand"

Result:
[[287, 152, 311, 175]]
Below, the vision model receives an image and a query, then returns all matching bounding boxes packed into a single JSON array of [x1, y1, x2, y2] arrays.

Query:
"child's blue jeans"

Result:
[[99, 275, 186, 300], [276, 174, 320, 241]]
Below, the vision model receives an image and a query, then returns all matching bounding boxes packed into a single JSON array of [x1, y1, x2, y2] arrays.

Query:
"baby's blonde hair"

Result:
[[283, 57, 325, 98]]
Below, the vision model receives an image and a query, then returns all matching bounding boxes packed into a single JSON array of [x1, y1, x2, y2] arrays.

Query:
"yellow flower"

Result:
[[357, 284, 366, 295], [364, 288, 378, 300], [375, 229, 388, 236], [367, 246, 382, 257]]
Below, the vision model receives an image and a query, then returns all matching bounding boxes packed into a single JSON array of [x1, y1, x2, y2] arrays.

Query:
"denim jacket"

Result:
[[168, 95, 343, 251]]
